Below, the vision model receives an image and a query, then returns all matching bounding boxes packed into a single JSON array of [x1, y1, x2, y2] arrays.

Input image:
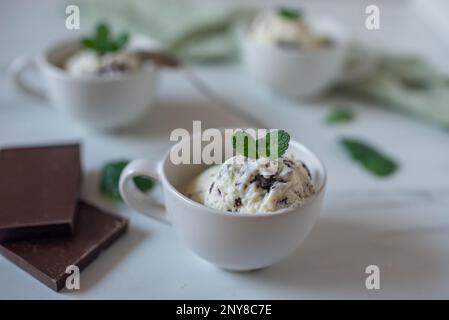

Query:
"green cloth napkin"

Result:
[[334, 50, 449, 128], [80, 0, 254, 63]]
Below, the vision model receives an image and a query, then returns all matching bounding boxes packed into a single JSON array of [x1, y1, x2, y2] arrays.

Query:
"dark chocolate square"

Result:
[[0, 201, 128, 291], [0, 144, 81, 241]]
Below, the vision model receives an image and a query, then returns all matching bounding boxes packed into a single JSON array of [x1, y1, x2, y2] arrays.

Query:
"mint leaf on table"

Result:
[[81, 22, 130, 56], [232, 130, 291, 159], [100, 160, 155, 201], [278, 7, 303, 20], [341, 138, 398, 177], [326, 109, 355, 125]]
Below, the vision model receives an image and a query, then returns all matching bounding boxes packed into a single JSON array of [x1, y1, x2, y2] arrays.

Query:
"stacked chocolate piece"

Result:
[[0, 144, 128, 291]]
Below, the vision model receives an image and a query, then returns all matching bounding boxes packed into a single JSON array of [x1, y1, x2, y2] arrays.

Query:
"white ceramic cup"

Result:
[[9, 38, 159, 130], [240, 15, 349, 99], [119, 131, 326, 271]]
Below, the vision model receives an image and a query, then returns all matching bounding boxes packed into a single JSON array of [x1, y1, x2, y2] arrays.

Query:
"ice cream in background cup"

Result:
[[9, 23, 162, 131], [239, 7, 350, 99], [250, 8, 333, 49], [119, 128, 326, 270]]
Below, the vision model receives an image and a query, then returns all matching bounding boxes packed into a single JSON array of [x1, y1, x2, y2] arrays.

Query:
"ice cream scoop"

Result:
[[184, 165, 220, 204], [185, 155, 315, 213], [250, 10, 331, 49], [65, 50, 143, 76]]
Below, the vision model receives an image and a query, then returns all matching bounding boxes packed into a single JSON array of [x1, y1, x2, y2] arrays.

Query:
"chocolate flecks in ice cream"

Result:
[[278, 197, 289, 206], [209, 182, 215, 194], [250, 174, 277, 191], [301, 162, 312, 179], [184, 155, 315, 214], [65, 51, 143, 77], [234, 197, 242, 209]]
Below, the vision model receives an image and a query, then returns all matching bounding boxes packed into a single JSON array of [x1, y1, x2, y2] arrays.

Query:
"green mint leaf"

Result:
[[134, 175, 155, 192], [256, 135, 269, 158], [115, 32, 130, 51], [80, 38, 97, 50], [232, 130, 290, 159], [81, 22, 130, 56], [96, 41, 110, 55], [100, 160, 155, 201], [341, 138, 398, 177], [326, 109, 354, 125], [232, 132, 257, 159], [278, 7, 303, 20], [96, 23, 109, 42], [275, 130, 290, 157], [258, 130, 290, 159]]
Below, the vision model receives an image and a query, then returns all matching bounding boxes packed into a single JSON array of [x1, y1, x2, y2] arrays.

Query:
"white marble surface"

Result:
[[1, 0, 449, 299]]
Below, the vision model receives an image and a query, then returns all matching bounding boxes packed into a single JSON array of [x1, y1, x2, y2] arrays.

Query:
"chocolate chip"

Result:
[[283, 158, 295, 168], [209, 182, 214, 194], [97, 62, 129, 75], [305, 183, 315, 194], [217, 188, 222, 196], [301, 162, 312, 179], [234, 197, 242, 208], [278, 197, 289, 206], [250, 174, 277, 191]]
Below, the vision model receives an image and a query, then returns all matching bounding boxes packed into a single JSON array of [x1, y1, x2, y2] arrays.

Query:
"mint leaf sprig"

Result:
[[81, 22, 130, 56], [232, 130, 290, 159], [278, 7, 304, 21]]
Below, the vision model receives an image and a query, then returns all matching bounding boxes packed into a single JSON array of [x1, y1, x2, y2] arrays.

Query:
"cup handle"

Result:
[[9, 56, 47, 101], [119, 159, 170, 224]]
